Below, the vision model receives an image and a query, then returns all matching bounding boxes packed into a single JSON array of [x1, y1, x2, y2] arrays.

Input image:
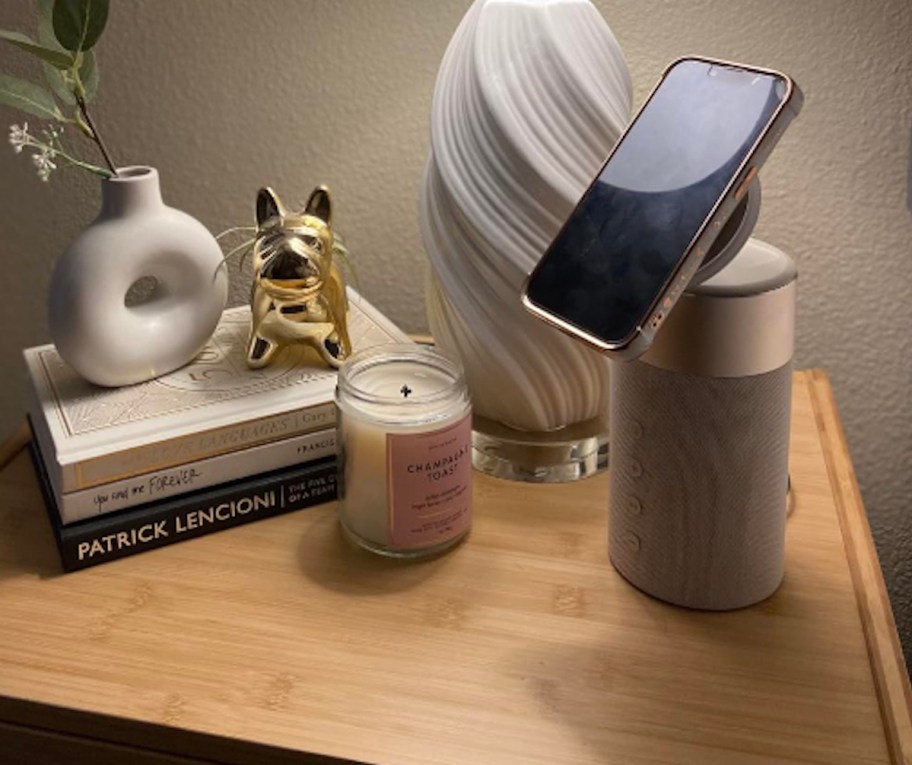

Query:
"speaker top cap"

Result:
[[643, 238, 797, 377]]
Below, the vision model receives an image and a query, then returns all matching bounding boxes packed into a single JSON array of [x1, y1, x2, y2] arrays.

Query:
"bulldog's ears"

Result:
[[257, 185, 332, 228], [256, 187, 284, 228], [303, 186, 332, 227]]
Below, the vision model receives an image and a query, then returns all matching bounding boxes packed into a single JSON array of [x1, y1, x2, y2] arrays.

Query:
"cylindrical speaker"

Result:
[[608, 238, 796, 610]]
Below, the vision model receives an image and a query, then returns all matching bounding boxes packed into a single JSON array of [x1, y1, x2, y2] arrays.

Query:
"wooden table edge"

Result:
[[804, 369, 912, 765], [0, 695, 363, 765]]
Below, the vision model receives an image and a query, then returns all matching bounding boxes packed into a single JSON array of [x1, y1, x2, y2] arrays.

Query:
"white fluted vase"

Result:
[[421, 0, 632, 481]]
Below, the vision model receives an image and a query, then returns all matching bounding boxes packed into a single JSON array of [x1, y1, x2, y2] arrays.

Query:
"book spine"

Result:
[[55, 427, 337, 524], [62, 401, 337, 492], [53, 460, 338, 572], [27, 388, 65, 499]]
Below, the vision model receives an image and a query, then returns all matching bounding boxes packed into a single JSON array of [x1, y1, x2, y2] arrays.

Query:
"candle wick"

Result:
[[400, 384, 412, 399]]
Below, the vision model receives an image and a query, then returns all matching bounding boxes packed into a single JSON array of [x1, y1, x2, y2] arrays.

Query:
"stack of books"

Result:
[[25, 293, 408, 571]]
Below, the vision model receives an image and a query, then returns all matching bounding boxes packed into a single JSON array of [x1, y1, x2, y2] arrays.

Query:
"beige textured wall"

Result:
[[1, 1, 910, 650]]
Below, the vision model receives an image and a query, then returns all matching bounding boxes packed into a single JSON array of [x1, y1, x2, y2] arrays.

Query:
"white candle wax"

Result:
[[335, 346, 473, 557]]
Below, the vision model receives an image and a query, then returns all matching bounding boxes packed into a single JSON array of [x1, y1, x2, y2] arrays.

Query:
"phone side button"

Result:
[[735, 165, 759, 201]]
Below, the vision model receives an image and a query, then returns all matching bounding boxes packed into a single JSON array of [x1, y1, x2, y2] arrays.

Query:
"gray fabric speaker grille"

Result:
[[609, 360, 792, 610]]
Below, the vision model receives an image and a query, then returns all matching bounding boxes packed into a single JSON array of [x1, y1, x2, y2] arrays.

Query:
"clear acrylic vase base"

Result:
[[471, 414, 609, 483]]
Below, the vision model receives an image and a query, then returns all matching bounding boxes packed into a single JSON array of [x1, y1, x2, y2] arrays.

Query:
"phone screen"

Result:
[[524, 59, 788, 346]]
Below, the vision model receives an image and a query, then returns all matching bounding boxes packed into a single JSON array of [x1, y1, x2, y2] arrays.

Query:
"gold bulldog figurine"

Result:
[[246, 186, 351, 369]]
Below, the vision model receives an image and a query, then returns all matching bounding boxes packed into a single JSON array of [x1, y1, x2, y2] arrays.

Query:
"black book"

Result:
[[29, 443, 337, 572]]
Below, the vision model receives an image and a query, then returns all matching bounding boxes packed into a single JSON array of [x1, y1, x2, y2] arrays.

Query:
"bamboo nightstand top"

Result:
[[0, 370, 909, 765]]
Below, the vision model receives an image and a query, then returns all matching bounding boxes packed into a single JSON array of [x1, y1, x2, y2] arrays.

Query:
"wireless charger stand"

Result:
[[691, 177, 762, 285], [472, 179, 763, 483]]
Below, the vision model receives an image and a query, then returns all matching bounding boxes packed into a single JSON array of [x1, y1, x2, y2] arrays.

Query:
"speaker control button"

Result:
[[629, 420, 643, 439], [626, 496, 642, 515], [624, 532, 641, 552], [629, 460, 643, 478]]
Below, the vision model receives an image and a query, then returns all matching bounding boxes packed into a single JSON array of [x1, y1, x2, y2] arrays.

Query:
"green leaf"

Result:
[[37, 0, 61, 49], [42, 62, 73, 105], [0, 74, 61, 120], [41, 53, 94, 106], [0, 30, 74, 68], [37, 0, 75, 104], [78, 50, 98, 101], [52, 0, 109, 53]]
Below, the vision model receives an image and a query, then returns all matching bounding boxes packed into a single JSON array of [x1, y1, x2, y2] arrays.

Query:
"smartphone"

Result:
[[521, 56, 803, 359]]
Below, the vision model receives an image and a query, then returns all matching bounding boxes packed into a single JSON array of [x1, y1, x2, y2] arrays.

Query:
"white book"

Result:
[[33, 425, 336, 524], [24, 291, 408, 493]]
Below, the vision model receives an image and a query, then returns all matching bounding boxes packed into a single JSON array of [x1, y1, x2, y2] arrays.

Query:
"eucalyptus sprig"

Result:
[[1, 0, 117, 181]]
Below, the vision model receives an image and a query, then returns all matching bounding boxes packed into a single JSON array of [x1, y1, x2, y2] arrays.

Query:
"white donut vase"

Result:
[[421, 0, 632, 432], [48, 166, 228, 387]]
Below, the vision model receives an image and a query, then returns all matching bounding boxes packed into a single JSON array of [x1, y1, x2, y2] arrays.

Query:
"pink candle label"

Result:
[[386, 412, 473, 550]]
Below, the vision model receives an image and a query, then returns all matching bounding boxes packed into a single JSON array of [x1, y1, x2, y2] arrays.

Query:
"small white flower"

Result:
[[42, 124, 63, 143], [32, 146, 57, 182], [8, 123, 29, 154]]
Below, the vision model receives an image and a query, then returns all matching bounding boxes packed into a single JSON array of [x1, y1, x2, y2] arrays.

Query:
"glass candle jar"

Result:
[[335, 344, 473, 558]]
